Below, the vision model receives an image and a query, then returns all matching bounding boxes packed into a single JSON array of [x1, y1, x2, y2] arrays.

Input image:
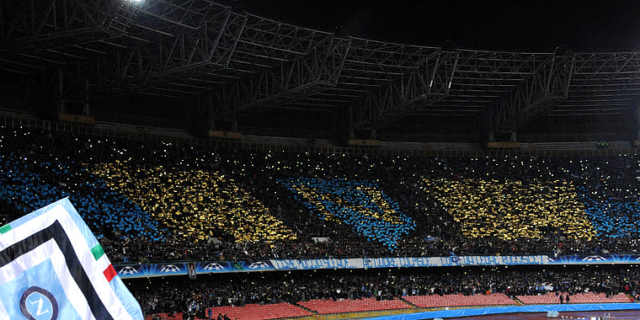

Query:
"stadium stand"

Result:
[[299, 298, 409, 314], [517, 293, 631, 305], [4, 124, 640, 320], [3, 125, 640, 319], [2, 126, 640, 262], [89, 160, 297, 243], [4, 0, 640, 318], [207, 303, 313, 320], [132, 264, 640, 319], [405, 293, 516, 308], [277, 177, 415, 249]]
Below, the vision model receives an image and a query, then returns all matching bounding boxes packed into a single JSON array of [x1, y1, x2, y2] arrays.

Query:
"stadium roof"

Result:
[[1, 0, 639, 141], [240, 0, 640, 53]]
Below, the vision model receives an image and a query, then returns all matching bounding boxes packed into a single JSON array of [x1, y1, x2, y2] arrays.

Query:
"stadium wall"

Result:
[[114, 254, 640, 279]]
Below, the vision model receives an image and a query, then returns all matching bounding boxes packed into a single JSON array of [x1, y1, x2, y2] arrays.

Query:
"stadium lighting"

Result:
[[127, 0, 144, 4]]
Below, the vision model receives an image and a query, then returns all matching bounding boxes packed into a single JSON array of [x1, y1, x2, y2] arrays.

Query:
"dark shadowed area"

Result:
[[239, 0, 640, 52]]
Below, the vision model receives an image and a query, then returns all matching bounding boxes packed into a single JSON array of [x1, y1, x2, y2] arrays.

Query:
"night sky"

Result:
[[237, 0, 640, 52]]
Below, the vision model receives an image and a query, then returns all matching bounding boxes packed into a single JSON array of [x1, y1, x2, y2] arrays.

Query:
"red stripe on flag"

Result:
[[103, 264, 117, 282]]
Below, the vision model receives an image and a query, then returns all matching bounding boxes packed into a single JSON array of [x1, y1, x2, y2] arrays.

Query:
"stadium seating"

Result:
[[298, 297, 409, 314], [207, 303, 313, 320], [404, 293, 517, 308], [89, 160, 297, 242], [577, 186, 640, 239], [145, 303, 314, 320], [6, 126, 640, 319], [3, 126, 640, 260], [517, 292, 631, 304], [422, 178, 595, 240], [144, 313, 183, 320], [278, 177, 415, 249], [0, 153, 162, 240]]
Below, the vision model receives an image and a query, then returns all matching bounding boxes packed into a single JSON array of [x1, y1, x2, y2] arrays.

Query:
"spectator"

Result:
[[2, 125, 640, 262]]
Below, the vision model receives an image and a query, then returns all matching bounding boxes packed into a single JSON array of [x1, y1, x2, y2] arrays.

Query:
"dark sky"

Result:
[[238, 0, 640, 52]]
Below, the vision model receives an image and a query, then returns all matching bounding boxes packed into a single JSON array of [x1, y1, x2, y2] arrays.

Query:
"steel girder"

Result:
[[347, 50, 459, 131], [419, 51, 550, 117], [96, 10, 244, 88], [566, 52, 640, 111], [572, 52, 640, 76], [0, 0, 128, 56], [344, 38, 436, 69], [484, 53, 575, 133], [212, 36, 351, 120], [90, 6, 340, 96], [336, 39, 440, 91], [2, 0, 640, 137], [0, 0, 237, 87], [231, 14, 335, 61]]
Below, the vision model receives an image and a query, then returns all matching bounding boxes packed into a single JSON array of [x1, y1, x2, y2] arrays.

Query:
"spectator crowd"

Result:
[[1, 125, 640, 263], [127, 265, 640, 316]]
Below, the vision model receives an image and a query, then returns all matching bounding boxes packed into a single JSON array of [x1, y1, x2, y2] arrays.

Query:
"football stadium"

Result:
[[2, 1, 640, 320]]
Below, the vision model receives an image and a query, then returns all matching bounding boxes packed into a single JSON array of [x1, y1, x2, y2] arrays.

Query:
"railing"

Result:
[[1, 112, 638, 158]]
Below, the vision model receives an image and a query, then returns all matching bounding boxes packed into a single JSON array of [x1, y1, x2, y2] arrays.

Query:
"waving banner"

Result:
[[0, 198, 143, 320]]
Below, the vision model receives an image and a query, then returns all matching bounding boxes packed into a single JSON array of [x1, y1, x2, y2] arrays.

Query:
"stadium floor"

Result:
[[445, 310, 640, 320]]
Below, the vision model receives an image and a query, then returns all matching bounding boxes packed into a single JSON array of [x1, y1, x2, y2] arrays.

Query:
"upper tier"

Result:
[[1, 126, 639, 262]]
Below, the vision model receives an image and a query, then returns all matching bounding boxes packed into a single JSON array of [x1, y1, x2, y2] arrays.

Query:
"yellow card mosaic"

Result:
[[422, 179, 596, 240], [88, 161, 297, 242]]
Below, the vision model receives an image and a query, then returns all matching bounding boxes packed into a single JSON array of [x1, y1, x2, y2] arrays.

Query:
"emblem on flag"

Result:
[[0, 198, 143, 319], [20, 287, 59, 320]]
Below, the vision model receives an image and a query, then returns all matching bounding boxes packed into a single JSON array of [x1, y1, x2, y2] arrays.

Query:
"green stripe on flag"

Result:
[[0, 224, 11, 234], [91, 244, 105, 260]]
